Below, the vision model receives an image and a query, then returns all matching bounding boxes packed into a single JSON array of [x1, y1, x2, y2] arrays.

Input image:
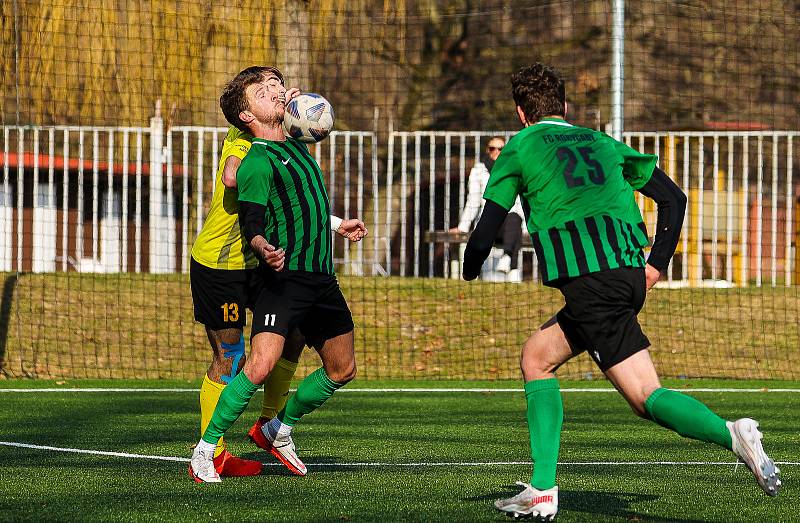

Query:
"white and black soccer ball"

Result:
[[282, 93, 335, 143]]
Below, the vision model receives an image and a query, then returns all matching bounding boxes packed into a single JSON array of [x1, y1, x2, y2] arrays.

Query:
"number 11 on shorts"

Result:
[[264, 314, 276, 327]]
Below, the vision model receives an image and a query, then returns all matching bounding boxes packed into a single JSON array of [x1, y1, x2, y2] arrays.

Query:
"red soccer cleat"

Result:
[[248, 418, 307, 476], [247, 418, 273, 452], [212, 449, 262, 477]]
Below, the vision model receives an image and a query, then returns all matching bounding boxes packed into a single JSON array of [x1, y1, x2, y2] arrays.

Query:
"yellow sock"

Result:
[[261, 358, 298, 419], [199, 374, 226, 458]]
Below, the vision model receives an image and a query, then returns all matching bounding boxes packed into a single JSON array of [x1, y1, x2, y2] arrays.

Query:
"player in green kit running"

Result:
[[463, 63, 781, 520]]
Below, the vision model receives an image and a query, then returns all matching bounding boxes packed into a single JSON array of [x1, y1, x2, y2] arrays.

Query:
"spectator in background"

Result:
[[450, 136, 524, 274]]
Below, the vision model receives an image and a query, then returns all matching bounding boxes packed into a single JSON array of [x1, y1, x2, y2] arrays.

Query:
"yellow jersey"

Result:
[[191, 127, 259, 270]]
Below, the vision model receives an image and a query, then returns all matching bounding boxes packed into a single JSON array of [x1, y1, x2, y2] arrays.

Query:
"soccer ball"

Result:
[[282, 93, 335, 143]]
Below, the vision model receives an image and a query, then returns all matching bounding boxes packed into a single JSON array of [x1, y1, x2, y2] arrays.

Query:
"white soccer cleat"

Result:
[[496, 254, 512, 273], [263, 423, 308, 476], [189, 444, 222, 483], [728, 418, 781, 496], [494, 481, 558, 520]]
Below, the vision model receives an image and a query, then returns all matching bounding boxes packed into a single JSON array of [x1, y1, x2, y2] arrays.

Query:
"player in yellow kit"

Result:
[[190, 67, 366, 476]]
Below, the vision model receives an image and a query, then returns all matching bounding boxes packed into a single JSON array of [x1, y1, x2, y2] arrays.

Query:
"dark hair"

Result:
[[220, 66, 284, 132], [486, 136, 505, 148], [511, 63, 566, 124]]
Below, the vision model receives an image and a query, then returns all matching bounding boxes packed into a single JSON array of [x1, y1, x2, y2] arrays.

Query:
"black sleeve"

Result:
[[520, 199, 531, 223], [637, 167, 687, 272], [462, 200, 508, 281], [238, 200, 267, 246]]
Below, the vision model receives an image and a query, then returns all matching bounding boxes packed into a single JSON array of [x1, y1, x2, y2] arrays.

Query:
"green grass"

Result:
[[0, 379, 797, 522], [1, 272, 799, 381]]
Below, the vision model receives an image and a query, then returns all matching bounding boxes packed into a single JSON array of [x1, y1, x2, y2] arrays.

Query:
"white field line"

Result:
[[1, 388, 800, 393], [1, 441, 798, 467]]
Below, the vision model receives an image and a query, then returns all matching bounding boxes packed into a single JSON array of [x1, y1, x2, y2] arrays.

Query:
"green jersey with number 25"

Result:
[[483, 118, 658, 285]]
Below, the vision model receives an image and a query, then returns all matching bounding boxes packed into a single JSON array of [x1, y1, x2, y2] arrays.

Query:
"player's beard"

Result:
[[264, 112, 283, 128]]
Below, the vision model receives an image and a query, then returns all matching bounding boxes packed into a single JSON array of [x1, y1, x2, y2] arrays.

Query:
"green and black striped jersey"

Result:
[[237, 137, 333, 274], [484, 118, 657, 285]]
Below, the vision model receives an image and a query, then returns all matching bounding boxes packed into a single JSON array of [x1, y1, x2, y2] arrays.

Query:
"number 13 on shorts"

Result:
[[221, 303, 239, 322], [264, 314, 277, 327]]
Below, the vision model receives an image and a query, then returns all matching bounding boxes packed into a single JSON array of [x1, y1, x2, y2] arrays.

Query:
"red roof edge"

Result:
[[0, 151, 187, 177], [703, 121, 771, 131]]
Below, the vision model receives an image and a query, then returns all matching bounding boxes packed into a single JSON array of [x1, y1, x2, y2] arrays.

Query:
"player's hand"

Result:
[[448, 227, 461, 234], [285, 88, 301, 103], [337, 219, 368, 242], [264, 245, 285, 272], [645, 263, 661, 290], [252, 236, 285, 272]]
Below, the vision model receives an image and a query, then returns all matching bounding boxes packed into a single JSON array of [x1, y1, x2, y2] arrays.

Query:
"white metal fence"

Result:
[[0, 125, 155, 274], [625, 132, 796, 287], [1, 125, 797, 286]]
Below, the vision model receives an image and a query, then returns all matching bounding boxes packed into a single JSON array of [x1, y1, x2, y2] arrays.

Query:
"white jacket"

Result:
[[456, 162, 525, 233]]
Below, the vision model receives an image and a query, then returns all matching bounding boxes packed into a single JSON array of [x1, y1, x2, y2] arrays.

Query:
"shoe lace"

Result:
[[197, 449, 218, 474], [275, 435, 296, 453], [271, 425, 294, 444], [267, 422, 293, 444], [731, 421, 764, 475]]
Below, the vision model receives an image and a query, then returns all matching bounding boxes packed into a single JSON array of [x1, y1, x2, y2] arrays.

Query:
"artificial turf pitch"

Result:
[[0, 379, 797, 522]]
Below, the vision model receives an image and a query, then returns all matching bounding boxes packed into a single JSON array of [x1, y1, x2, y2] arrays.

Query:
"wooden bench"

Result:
[[422, 230, 534, 247], [423, 230, 534, 280]]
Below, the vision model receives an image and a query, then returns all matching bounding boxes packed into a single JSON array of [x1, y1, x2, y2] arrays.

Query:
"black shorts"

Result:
[[251, 271, 354, 347], [190, 257, 263, 330], [556, 267, 651, 372]]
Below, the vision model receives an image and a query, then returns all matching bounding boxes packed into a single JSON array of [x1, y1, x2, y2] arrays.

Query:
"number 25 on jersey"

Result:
[[557, 146, 605, 188]]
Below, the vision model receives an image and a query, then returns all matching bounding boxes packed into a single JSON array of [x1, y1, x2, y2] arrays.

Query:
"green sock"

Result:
[[278, 368, 343, 426], [524, 378, 563, 490], [644, 388, 732, 450], [201, 372, 260, 445]]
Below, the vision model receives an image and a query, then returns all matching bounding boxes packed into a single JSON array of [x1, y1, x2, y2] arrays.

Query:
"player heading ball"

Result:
[[189, 66, 367, 483]]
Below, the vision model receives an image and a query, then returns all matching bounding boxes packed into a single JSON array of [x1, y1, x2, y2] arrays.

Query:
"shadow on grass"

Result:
[[238, 452, 364, 474], [0, 273, 19, 377], [471, 485, 709, 523]]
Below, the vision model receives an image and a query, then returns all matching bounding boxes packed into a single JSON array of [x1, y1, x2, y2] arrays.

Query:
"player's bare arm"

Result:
[[220, 156, 241, 189], [335, 218, 368, 242]]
